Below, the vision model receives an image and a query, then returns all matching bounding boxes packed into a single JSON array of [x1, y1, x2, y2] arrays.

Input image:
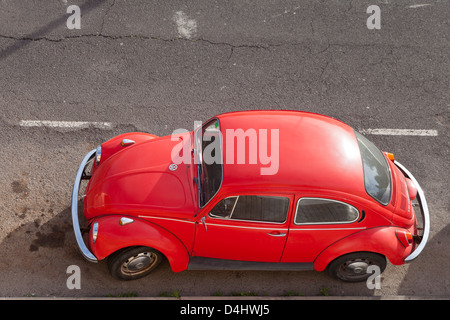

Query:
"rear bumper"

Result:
[[71, 149, 98, 263], [394, 161, 430, 262]]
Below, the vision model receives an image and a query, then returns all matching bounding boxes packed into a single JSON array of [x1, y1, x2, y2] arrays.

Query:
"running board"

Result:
[[188, 257, 314, 271]]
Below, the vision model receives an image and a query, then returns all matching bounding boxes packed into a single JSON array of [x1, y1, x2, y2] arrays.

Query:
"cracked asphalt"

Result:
[[0, 0, 449, 298]]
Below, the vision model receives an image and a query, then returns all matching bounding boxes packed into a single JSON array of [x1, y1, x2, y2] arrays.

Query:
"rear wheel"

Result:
[[327, 252, 387, 282], [108, 246, 163, 280]]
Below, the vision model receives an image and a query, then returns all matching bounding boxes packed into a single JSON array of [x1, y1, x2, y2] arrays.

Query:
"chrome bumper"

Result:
[[71, 149, 98, 263], [394, 161, 430, 262]]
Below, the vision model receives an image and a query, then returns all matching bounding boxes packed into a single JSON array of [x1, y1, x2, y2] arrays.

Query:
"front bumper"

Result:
[[71, 149, 98, 263], [394, 161, 430, 262]]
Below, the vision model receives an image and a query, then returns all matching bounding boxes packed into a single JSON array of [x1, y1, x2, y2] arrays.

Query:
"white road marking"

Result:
[[19, 120, 438, 137], [173, 11, 197, 39], [360, 128, 438, 136], [408, 4, 432, 9], [19, 120, 112, 130]]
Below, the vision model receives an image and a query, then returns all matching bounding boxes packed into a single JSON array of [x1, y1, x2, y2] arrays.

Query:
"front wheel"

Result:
[[107, 246, 163, 280], [327, 252, 387, 282]]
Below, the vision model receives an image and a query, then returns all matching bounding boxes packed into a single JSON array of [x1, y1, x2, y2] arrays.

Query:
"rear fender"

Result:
[[88, 215, 189, 272], [313, 227, 413, 271]]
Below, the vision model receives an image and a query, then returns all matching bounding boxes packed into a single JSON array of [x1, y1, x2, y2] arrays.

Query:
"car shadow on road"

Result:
[[0, 205, 110, 296], [397, 223, 450, 296], [0, 204, 379, 297]]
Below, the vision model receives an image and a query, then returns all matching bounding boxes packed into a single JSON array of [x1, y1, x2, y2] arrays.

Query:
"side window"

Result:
[[209, 195, 289, 223], [209, 197, 237, 218], [295, 198, 359, 225]]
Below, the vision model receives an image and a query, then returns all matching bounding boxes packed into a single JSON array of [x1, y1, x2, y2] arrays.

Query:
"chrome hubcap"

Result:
[[337, 258, 373, 280], [346, 261, 369, 274], [121, 252, 157, 274]]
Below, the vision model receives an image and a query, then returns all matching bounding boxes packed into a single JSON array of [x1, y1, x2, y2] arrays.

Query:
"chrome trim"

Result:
[[121, 139, 135, 147], [95, 145, 101, 165], [92, 222, 99, 243], [290, 227, 366, 231], [206, 223, 289, 230], [194, 118, 224, 208], [71, 149, 98, 263], [294, 197, 360, 225], [267, 232, 287, 237], [208, 196, 238, 219], [208, 195, 289, 224], [228, 196, 239, 219], [137, 215, 195, 224], [119, 217, 134, 226], [394, 161, 430, 262], [200, 216, 207, 231]]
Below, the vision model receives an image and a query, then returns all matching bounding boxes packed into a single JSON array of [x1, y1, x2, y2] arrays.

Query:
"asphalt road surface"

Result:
[[0, 0, 448, 298]]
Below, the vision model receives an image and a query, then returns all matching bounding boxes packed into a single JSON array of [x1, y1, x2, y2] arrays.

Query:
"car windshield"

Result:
[[195, 119, 223, 207], [355, 131, 392, 205]]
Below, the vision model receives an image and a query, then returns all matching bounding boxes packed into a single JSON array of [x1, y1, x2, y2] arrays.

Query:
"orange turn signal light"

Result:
[[387, 153, 395, 161], [396, 229, 413, 247]]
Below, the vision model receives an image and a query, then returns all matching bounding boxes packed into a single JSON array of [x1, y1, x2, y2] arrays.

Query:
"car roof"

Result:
[[213, 110, 367, 198]]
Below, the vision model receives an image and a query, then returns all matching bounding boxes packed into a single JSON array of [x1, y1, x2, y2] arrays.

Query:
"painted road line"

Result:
[[19, 121, 438, 137], [408, 4, 432, 9], [360, 129, 438, 136], [19, 120, 113, 130]]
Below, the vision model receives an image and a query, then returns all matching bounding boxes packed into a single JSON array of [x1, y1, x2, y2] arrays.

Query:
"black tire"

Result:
[[327, 252, 387, 282], [107, 246, 163, 281]]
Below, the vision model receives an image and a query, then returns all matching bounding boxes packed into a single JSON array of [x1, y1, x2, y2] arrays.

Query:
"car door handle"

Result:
[[267, 231, 287, 237], [200, 216, 207, 231]]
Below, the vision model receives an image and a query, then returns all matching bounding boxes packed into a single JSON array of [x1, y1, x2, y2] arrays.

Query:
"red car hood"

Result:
[[83, 135, 195, 220]]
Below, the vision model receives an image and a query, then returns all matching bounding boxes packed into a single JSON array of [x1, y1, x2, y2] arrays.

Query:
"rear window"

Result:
[[355, 131, 392, 205]]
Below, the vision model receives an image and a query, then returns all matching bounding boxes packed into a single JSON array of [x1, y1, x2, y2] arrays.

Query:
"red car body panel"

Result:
[[94, 132, 159, 167], [73, 110, 427, 275], [84, 133, 195, 220], [88, 215, 190, 272], [281, 194, 391, 264], [218, 111, 367, 199], [313, 226, 414, 271], [193, 193, 296, 262]]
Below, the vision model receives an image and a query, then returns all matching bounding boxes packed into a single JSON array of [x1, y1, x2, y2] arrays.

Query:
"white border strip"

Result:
[[19, 120, 112, 130], [360, 128, 438, 136]]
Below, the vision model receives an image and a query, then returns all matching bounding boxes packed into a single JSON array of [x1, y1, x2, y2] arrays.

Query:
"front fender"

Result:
[[313, 227, 413, 271], [98, 132, 158, 166], [88, 215, 189, 272]]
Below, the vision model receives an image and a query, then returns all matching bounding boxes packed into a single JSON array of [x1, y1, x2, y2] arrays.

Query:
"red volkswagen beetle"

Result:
[[71, 110, 429, 282]]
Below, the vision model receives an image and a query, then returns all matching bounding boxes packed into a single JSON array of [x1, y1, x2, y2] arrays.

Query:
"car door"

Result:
[[193, 194, 293, 262]]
